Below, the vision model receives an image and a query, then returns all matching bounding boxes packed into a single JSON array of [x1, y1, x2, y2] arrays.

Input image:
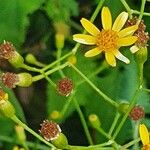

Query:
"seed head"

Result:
[[1, 72, 19, 88], [129, 106, 145, 121], [0, 41, 16, 59], [39, 120, 61, 141], [57, 78, 73, 96]]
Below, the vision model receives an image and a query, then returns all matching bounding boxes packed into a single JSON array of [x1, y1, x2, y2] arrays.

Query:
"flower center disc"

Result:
[[96, 30, 119, 52]]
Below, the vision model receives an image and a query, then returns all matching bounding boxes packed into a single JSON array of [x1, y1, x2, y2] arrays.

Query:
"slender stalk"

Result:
[[42, 51, 73, 71], [73, 97, 93, 145], [120, 0, 132, 17], [122, 138, 140, 149], [108, 112, 121, 136], [21, 64, 41, 72], [138, 0, 147, 21], [11, 115, 56, 149], [0, 135, 50, 150], [60, 93, 74, 117], [69, 63, 119, 108], [133, 10, 150, 16], [56, 48, 65, 77], [112, 89, 140, 140], [142, 88, 150, 92], [32, 63, 68, 82]]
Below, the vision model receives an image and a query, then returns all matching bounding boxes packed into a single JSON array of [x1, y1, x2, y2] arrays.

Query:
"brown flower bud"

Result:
[[57, 78, 73, 96]]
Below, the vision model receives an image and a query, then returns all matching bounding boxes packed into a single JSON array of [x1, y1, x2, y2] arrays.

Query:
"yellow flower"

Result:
[[73, 7, 138, 67], [139, 124, 150, 150]]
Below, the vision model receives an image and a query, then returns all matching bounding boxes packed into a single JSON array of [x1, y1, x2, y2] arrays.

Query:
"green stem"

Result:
[[42, 51, 73, 71], [32, 63, 68, 82], [10, 115, 56, 149], [121, 138, 140, 149], [132, 121, 140, 150], [138, 0, 147, 21], [69, 63, 118, 108], [133, 10, 150, 16], [22, 142, 29, 150], [73, 97, 93, 145], [90, 0, 105, 22], [120, 0, 132, 17], [60, 93, 74, 118], [21, 64, 41, 72], [112, 89, 140, 140], [0, 135, 50, 150], [142, 88, 150, 92], [108, 112, 121, 136], [57, 48, 65, 77]]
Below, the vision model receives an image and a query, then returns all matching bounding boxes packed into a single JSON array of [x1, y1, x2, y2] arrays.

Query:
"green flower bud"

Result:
[[0, 100, 15, 118], [15, 125, 26, 143], [55, 33, 65, 50], [88, 114, 101, 129], [9, 51, 24, 68], [25, 53, 37, 65], [118, 102, 129, 114], [135, 47, 148, 65], [17, 73, 32, 87], [51, 133, 68, 149]]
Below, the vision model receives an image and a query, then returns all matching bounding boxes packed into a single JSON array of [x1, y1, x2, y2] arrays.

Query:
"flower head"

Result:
[[139, 124, 150, 150], [127, 17, 149, 53], [73, 7, 138, 67], [57, 78, 73, 96], [39, 120, 61, 141], [129, 105, 145, 121]]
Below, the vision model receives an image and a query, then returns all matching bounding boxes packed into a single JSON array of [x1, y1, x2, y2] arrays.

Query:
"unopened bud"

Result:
[[55, 34, 65, 50], [15, 125, 26, 142], [57, 78, 73, 96], [17, 73, 32, 87], [118, 102, 129, 114], [25, 53, 38, 65], [129, 106, 145, 121], [68, 55, 77, 65], [50, 110, 61, 120], [89, 114, 101, 129], [0, 88, 15, 118]]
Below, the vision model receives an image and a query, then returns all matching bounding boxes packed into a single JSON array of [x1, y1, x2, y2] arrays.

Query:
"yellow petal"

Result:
[[85, 47, 102, 57], [101, 7, 112, 30], [105, 52, 116, 67], [130, 45, 139, 53], [117, 36, 137, 46], [112, 12, 128, 32], [113, 49, 130, 64], [139, 124, 150, 145], [80, 18, 100, 36], [118, 25, 138, 38], [73, 34, 96, 45]]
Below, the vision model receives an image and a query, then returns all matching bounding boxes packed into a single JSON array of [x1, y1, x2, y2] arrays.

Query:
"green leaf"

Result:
[[0, 0, 44, 46], [44, 0, 79, 22]]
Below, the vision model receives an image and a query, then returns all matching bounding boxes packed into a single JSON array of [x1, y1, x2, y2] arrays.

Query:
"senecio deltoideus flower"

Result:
[[73, 7, 138, 67], [139, 124, 150, 150]]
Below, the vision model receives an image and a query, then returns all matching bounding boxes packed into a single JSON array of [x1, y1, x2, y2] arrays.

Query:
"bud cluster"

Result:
[[127, 17, 149, 48]]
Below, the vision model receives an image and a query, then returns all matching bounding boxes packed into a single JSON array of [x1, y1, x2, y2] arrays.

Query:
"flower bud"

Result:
[[129, 106, 145, 121], [88, 114, 101, 129], [17, 73, 33, 87], [8, 51, 24, 68], [1, 72, 33, 88], [39, 120, 68, 149], [15, 125, 26, 143], [0, 40, 24, 68], [50, 110, 61, 120], [68, 55, 77, 65], [134, 47, 148, 65], [13, 146, 25, 150], [55, 33, 65, 50], [25, 53, 38, 65], [118, 102, 129, 114], [57, 78, 73, 96], [0, 88, 15, 118]]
